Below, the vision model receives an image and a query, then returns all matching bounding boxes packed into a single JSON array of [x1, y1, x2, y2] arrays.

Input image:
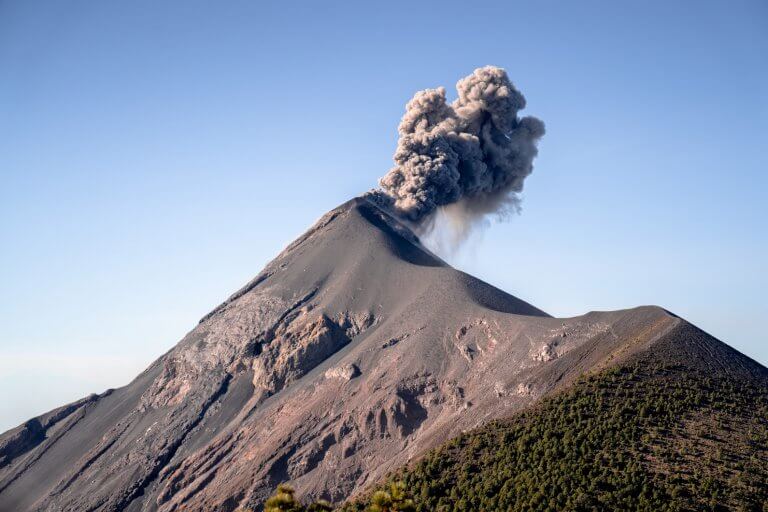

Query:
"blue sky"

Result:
[[1, 0, 766, 432]]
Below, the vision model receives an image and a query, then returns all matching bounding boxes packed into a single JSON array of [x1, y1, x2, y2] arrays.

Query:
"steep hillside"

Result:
[[1, 197, 764, 512], [330, 328, 768, 511]]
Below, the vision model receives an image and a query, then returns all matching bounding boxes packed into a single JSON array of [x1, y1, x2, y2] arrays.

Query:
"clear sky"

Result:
[[1, 0, 766, 432]]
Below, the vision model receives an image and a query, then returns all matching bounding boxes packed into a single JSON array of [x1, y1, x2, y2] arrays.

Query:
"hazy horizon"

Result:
[[1, 0, 766, 433]]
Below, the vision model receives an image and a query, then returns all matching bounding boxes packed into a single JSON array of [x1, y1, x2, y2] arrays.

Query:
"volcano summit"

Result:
[[1, 197, 765, 511]]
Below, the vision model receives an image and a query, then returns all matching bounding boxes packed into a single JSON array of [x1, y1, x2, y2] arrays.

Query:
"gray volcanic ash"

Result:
[[374, 66, 544, 240]]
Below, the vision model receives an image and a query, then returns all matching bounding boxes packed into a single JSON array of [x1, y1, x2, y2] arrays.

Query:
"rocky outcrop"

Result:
[[0, 420, 44, 469], [0, 392, 104, 470], [252, 310, 375, 397]]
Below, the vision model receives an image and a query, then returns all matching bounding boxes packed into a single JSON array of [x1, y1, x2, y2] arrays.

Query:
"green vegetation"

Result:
[[366, 482, 416, 512], [257, 482, 412, 512], [266, 361, 768, 511], [259, 484, 332, 512]]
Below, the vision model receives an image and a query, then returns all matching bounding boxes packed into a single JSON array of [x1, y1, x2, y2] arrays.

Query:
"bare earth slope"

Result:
[[0, 197, 764, 512]]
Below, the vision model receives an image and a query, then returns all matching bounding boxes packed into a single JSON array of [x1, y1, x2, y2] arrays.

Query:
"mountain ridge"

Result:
[[0, 197, 764, 512]]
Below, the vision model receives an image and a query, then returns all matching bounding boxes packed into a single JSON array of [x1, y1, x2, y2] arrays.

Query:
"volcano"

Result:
[[0, 197, 765, 512]]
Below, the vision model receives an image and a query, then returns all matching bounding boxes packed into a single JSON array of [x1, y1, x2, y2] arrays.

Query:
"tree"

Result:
[[265, 484, 305, 512], [367, 482, 416, 512]]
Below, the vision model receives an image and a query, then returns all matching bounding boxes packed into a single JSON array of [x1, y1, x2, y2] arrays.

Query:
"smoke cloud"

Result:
[[375, 66, 544, 233]]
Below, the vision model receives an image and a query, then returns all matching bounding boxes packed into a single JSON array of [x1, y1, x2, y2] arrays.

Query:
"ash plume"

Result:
[[375, 66, 544, 233]]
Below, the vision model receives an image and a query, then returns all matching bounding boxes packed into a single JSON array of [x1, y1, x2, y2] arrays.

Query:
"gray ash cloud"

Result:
[[375, 66, 544, 225]]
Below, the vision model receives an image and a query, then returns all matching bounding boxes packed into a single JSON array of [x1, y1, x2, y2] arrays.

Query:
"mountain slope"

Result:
[[340, 326, 768, 511], [0, 197, 764, 512]]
